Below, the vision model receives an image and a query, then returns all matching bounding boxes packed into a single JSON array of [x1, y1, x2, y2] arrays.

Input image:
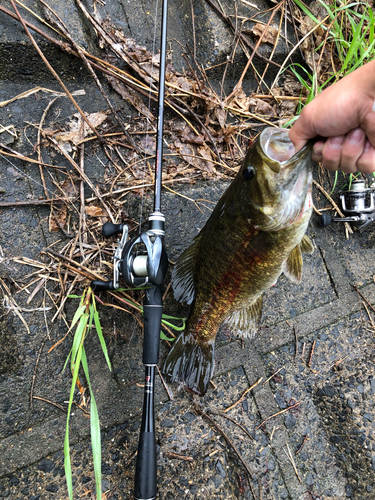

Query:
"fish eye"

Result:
[[243, 166, 255, 180]]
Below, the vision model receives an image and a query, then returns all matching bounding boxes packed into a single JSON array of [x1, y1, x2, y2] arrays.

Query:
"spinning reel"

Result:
[[319, 179, 375, 233]]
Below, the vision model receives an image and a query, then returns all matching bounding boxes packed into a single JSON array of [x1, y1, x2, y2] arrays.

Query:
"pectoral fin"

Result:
[[283, 235, 313, 284], [300, 234, 314, 254], [283, 245, 303, 283], [224, 294, 264, 338], [171, 235, 201, 305]]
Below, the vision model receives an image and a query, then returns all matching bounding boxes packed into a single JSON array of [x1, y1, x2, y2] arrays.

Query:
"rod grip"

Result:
[[134, 431, 157, 500], [142, 286, 162, 365]]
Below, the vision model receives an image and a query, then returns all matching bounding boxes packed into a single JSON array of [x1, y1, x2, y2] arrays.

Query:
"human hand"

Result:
[[289, 60, 375, 174]]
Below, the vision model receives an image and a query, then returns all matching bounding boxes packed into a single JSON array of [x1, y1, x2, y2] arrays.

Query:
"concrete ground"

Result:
[[1, 1, 375, 499]]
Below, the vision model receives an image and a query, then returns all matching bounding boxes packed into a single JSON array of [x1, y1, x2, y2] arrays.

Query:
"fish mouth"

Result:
[[259, 128, 295, 172], [255, 127, 313, 230]]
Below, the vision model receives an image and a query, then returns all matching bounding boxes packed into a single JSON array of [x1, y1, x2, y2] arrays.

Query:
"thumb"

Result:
[[289, 100, 319, 151], [289, 115, 315, 152]]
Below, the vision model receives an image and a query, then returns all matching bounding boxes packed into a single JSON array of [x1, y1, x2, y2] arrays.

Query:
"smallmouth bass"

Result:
[[162, 128, 314, 396]]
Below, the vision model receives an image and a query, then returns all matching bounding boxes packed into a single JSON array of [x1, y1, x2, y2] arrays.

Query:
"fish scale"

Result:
[[163, 127, 314, 396]]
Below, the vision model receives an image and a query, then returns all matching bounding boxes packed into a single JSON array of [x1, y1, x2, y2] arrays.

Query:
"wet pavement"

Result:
[[1, 1, 375, 499]]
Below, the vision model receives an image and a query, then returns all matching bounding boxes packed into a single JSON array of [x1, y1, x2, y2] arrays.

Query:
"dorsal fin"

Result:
[[224, 294, 264, 339], [171, 235, 201, 305]]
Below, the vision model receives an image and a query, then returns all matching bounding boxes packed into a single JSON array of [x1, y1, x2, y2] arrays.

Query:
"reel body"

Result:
[[91, 212, 168, 291], [319, 180, 375, 233]]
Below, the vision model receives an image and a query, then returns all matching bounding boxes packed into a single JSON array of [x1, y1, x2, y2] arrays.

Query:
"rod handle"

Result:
[[134, 431, 157, 500], [143, 286, 162, 365]]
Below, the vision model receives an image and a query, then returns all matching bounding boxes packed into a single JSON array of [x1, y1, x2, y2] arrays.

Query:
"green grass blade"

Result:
[[81, 347, 102, 500], [341, 14, 365, 72], [369, 7, 374, 45], [64, 428, 73, 500], [329, 171, 339, 196], [161, 319, 186, 331], [160, 331, 176, 341], [71, 313, 89, 372], [94, 310, 112, 371], [293, 0, 321, 25], [70, 304, 86, 329], [64, 332, 85, 500]]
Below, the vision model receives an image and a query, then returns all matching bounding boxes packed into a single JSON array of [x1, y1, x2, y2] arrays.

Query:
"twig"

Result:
[[37, 97, 58, 197], [308, 340, 316, 367], [163, 451, 194, 461], [32, 396, 65, 412], [195, 405, 257, 499], [294, 327, 298, 360], [283, 443, 302, 483], [330, 356, 348, 371], [295, 434, 309, 455], [224, 377, 263, 412], [353, 284, 375, 314], [210, 411, 254, 440], [362, 302, 375, 329], [30, 334, 48, 411], [156, 365, 174, 401], [255, 401, 300, 430], [189, 0, 196, 60], [0, 197, 74, 207], [262, 366, 285, 386]]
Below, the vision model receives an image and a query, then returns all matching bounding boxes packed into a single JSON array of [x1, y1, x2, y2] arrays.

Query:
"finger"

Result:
[[356, 140, 375, 174], [311, 140, 324, 163], [340, 128, 366, 173], [321, 135, 346, 171]]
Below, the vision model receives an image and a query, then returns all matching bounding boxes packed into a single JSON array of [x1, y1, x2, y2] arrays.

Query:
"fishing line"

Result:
[[139, 0, 160, 234], [0, 152, 56, 198]]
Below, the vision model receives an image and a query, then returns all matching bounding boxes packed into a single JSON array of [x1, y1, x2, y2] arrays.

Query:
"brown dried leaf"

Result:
[[254, 100, 276, 117], [53, 112, 108, 151], [250, 23, 279, 44], [215, 106, 227, 129], [49, 206, 67, 232], [197, 145, 216, 174], [85, 206, 104, 217], [139, 135, 156, 155], [106, 74, 155, 121]]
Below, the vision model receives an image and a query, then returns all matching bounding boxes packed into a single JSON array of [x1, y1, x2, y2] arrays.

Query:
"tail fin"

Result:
[[162, 333, 214, 397]]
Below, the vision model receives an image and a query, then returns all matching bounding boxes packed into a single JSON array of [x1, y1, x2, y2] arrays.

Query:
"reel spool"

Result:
[[319, 180, 375, 233]]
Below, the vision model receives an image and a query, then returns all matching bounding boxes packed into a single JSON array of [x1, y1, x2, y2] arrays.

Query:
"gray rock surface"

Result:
[[0, 1, 375, 499]]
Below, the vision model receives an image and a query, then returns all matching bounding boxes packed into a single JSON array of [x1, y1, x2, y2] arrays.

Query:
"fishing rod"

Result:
[[91, 0, 169, 498]]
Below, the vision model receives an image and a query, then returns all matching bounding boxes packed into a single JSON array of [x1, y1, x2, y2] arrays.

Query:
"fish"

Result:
[[162, 127, 314, 396]]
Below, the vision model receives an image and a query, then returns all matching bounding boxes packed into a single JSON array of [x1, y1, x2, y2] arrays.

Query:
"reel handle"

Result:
[[91, 280, 116, 291], [102, 222, 125, 237]]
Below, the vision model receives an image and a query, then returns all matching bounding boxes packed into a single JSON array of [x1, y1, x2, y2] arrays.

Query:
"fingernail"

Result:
[[364, 140, 371, 152], [348, 129, 363, 144], [329, 136, 345, 149], [313, 144, 323, 156]]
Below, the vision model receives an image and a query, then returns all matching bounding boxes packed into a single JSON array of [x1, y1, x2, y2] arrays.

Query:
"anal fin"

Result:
[[224, 294, 264, 339]]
